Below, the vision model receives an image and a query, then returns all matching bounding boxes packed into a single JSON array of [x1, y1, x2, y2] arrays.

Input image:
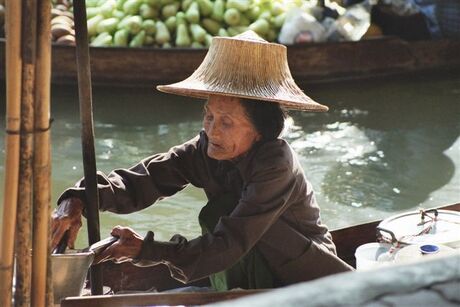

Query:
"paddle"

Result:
[[53, 230, 70, 255], [72, 0, 103, 295]]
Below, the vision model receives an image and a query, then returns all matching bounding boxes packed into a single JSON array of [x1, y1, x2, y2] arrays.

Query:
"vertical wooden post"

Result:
[[73, 0, 103, 295], [14, 0, 37, 305], [0, 0, 22, 306], [32, 0, 52, 306]]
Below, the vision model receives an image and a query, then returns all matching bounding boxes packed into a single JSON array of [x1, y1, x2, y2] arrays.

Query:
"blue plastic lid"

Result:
[[419, 244, 440, 254]]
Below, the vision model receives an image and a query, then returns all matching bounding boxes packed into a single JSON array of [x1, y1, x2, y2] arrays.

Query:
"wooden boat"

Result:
[[1, 37, 460, 86], [59, 202, 460, 306]]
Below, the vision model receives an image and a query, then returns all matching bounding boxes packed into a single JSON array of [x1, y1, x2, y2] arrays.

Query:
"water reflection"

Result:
[[0, 72, 459, 245], [290, 73, 460, 227]]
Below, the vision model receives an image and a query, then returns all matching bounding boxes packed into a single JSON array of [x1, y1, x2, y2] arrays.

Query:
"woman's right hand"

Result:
[[51, 197, 84, 250]]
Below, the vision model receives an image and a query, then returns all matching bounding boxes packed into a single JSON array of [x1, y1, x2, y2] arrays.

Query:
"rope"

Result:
[[4, 118, 54, 135]]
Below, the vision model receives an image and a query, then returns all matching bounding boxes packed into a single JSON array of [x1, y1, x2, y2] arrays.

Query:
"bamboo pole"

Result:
[[14, 0, 38, 305], [0, 0, 22, 306], [73, 0, 103, 295], [32, 0, 52, 306], [46, 253, 54, 307]]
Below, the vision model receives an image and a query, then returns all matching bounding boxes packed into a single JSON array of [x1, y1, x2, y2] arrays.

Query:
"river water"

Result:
[[1, 72, 459, 248]]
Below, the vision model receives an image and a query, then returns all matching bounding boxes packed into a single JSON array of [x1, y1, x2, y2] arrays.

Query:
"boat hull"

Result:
[[98, 202, 460, 293], [1, 37, 460, 86]]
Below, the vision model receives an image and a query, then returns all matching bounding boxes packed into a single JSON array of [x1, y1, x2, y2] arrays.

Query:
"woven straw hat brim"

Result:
[[157, 83, 328, 112], [156, 31, 329, 112]]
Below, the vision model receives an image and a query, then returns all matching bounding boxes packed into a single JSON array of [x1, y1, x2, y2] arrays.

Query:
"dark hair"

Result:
[[240, 98, 287, 141]]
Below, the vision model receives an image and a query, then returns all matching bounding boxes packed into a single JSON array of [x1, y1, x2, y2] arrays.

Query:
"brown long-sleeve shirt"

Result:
[[59, 131, 351, 285]]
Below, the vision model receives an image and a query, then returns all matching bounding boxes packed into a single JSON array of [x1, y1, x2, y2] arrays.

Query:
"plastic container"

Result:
[[278, 10, 327, 45], [394, 243, 455, 264], [354, 242, 393, 270]]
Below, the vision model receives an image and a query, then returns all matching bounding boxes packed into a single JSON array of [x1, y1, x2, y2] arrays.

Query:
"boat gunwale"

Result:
[[1, 36, 460, 86], [59, 203, 460, 307]]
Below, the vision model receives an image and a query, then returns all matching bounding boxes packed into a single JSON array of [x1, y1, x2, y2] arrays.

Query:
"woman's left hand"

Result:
[[94, 225, 144, 264]]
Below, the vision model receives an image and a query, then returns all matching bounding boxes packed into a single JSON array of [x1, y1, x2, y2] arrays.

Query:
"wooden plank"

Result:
[[287, 37, 416, 81], [332, 220, 381, 268], [411, 40, 460, 69], [60, 290, 265, 307], [45, 38, 460, 85], [44, 37, 422, 85], [2, 37, 460, 86], [49, 45, 207, 85]]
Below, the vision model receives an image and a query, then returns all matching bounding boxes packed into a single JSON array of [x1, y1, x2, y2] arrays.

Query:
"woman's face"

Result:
[[203, 95, 261, 160]]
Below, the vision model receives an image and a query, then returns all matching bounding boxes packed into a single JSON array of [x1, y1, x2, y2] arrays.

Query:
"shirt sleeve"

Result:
[[57, 134, 206, 214], [134, 141, 302, 283]]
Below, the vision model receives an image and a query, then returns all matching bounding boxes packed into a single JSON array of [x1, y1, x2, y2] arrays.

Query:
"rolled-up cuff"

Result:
[[56, 188, 88, 217], [132, 231, 175, 267], [132, 232, 192, 283]]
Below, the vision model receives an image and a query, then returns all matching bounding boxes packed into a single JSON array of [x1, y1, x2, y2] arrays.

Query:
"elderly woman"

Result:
[[52, 31, 352, 290]]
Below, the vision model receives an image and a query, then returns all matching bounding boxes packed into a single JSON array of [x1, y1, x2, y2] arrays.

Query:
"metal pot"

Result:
[[52, 236, 118, 303], [52, 250, 94, 303], [377, 209, 460, 248]]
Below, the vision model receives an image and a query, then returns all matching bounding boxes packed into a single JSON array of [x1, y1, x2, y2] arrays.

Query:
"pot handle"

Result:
[[421, 209, 438, 221], [376, 226, 397, 244], [83, 236, 118, 255]]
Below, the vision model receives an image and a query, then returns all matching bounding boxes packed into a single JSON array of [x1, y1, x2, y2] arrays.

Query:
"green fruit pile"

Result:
[[85, 0, 300, 48]]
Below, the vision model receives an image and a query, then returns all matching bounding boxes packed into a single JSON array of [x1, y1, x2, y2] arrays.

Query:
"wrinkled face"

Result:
[[203, 95, 261, 160]]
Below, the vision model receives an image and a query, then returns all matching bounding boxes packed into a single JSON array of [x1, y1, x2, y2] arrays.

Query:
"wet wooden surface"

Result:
[[60, 289, 265, 307], [1, 37, 460, 86]]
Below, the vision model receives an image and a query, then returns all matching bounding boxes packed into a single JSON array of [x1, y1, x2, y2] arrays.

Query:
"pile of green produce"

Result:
[[85, 0, 300, 47]]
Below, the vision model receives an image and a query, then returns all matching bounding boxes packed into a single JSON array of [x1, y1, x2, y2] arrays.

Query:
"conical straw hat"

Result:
[[157, 31, 328, 112]]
